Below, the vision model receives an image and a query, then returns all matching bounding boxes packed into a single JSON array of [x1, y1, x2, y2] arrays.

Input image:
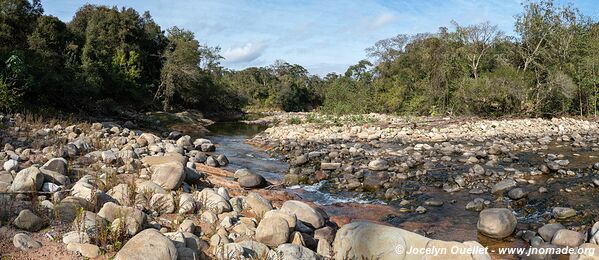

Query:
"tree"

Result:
[[156, 27, 201, 111], [452, 21, 503, 78]]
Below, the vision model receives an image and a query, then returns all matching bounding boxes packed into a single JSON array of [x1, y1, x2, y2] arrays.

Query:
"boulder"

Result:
[[255, 216, 290, 247], [11, 167, 43, 192], [97, 202, 146, 229], [13, 209, 45, 232], [368, 159, 389, 171], [538, 223, 565, 242], [246, 192, 273, 217], [178, 193, 196, 214], [150, 193, 176, 214], [271, 244, 318, 260], [66, 242, 100, 258], [551, 229, 585, 247], [570, 243, 599, 260], [237, 240, 269, 259], [238, 172, 267, 188], [40, 158, 68, 175], [552, 207, 576, 219], [193, 189, 231, 214], [491, 179, 517, 194], [115, 229, 177, 260], [477, 208, 517, 239], [151, 162, 185, 190], [216, 154, 229, 166], [142, 154, 186, 167], [281, 200, 325, 229]]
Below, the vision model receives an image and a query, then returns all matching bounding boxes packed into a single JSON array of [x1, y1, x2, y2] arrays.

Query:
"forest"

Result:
[[1, 0, 598, 117]]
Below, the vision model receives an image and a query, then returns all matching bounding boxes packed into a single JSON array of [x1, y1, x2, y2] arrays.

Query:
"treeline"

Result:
[[1, 0, 598, 117], [322, 0, 599, 116]]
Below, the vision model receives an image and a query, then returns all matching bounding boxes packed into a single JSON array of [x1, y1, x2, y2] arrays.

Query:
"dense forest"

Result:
[[1, 0, 598, 117]]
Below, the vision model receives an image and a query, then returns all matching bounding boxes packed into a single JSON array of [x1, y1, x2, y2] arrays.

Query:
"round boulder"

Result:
[[477, 208, 517, 239]]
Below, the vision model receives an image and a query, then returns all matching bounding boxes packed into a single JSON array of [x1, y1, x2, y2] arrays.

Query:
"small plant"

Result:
[[286, 116, 302, 125]]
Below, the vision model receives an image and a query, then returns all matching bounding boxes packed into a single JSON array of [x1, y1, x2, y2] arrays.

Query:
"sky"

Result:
[[43, 0, 599, 76]]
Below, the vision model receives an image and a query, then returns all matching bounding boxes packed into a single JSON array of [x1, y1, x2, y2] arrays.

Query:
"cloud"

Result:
[[222, 42, 267, 64], [371, 12, 395, 28]]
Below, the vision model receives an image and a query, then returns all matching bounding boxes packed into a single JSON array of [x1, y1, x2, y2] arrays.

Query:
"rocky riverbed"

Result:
[[248, 112, 599, 259], [1, 112, 599, 259]]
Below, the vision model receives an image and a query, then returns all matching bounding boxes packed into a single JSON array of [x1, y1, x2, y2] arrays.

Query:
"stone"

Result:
[[472, 164, 485, 175], [40, 158, 67, 175], [216, 154, 229, 166], [13, 209, 45, 232], [491, 179, 517, 194], [415, 206, 427, 214], [320, 162, 341, 170], [62, 231, 90, 244], [193, 189, 231, 214], [150, 193, 176, 214], [552, 207, 576, 219], [255, 215, 290, 247], [97, 202, 146, 230], [271, 244, 318, 260], [317, 239, 332, 258], [551, 229, 585, 247], [291, 155, 309, 166], [245, 192, 273, 217], [477, 208, 517, 239], [237, 240, 269, 259], [142, 154, 187, 167], [507, 188, 527, 200], [3, 159, 18, 172], [178, 193, 196, 214], [11, 167, 43, 192], [205, 156, 218, 167], [151, 162, 185, 190], [368, 159, 389, 171], [238, 173, 267, 188], [332, 221, 490, 260], [115, 229, 177, 260], [570, 243, 599, 260], [264, 210, 296, 230], [233, 168, 253, 179], [101, 150, 118, 164], [314, 226, 336, 243], [13, 233, 42, 251], [107, 183, 131, 206], [281, 200, 325, 229], [66, 242, 100, 258]]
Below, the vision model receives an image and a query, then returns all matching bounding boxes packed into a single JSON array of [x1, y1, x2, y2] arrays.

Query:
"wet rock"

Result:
[[13, 209, 45, 232], [115, 228, 177, 260], [205, 156, 218, 167], [281, 200, 325, 229], [551, 229, 584, 247], [491, 179, 517, 194], [537, 223, 564, 242], [477, 208, 517, 239], [255, 215, 290, 247], [216, 154, 229, 166], [466, 198, 485, 212], [552, 207, 576, 219], [424, 199, 444, 207], [13, 233, 42, 251]]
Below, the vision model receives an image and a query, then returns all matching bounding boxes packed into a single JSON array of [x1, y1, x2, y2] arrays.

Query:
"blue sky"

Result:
[[43, 0, 599, 75]]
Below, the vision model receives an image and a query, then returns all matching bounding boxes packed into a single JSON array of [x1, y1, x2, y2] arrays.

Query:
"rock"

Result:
[[97, 202, 146, 230], [424, 199, 444, 207], [271, 244, 318, 260], [101, 150, 117, 164], [66, 242, 100, 258], [264, 210, 296, 230], [320, 162, 341, 170], [314, 226, 336, 243], [178, 219, 195, 233], [332, 221, 489, 260], [234, 168, 252, 179], [150, 193, 176, 214], [317, 239, 332, 258], [238, 173, 267, 188], [415, 206, 427, 214], [368, 159, 389, 171], [115, 229, 177, 260], [507, 188, 527, 200], [40, 158, 67, 175], [13, 209, 45, 232], [62, 231, 90, 244], [570, 243, 599, 260], [142, 154, 187, 167], [11, 167, 43, 192], [205, 156, 218, 167], [491, 179, 517, 194], [466, 199, 485, 212], [112, 217, 143, 236], [178, 193, 196, 214], [237, 240, 269, 259], [281, 200, 325, 229], [472, 164, 485, 175], [255, 215, 290, 247], [552, 207, 576, 219], [151, 162, 185, 190], [42, 182, 61, 192], [13, 233, 42, 251], [477, 208, 517, 239], [245, 192, 273, 217], [291, 155, 309, 166], [3, 159, 18, 172], [551, 229, 585, 247], [193, 189, 231, 214], [107, 183, 131, 206], [216, 154, 229, 166]]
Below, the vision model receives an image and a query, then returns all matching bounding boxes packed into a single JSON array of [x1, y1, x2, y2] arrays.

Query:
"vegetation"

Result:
[[1, 0, 599, 118]]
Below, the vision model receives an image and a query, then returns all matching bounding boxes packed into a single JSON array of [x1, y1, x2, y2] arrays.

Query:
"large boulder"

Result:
[[11, 167, 43, 192], [270, 244, 318, 260], [150, 162, 185, 190], [255, 216, 290, 247], [245, 192, 273, 217], [538, 223, 565, 242], [98, 202, 146, 229], [551, 229, 585, 247], [13, 209, 45, 232], [40, 158, 68, 175], [142, 154, 186, 167], [238, 173, 267, 188], [281, 200, 325, 229], [333, 222, 489, 260], [115, 229, 177, 260], [477, 208, 517, 239]]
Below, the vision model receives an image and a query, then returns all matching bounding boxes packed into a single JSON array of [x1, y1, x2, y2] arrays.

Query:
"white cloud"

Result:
[[222, 42, 267, 64], [372, 12, 395, 28]]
